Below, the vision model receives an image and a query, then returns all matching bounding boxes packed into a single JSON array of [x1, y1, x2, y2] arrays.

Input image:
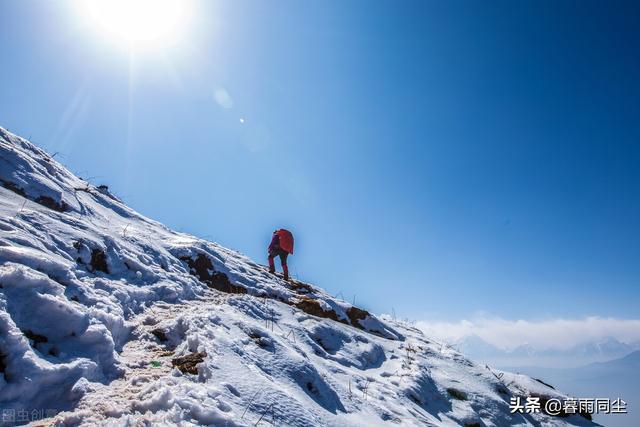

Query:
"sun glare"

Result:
[[81, 0, 190, 46]]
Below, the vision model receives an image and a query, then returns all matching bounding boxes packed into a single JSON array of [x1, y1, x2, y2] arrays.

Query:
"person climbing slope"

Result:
[[268, 228, 294, 281]]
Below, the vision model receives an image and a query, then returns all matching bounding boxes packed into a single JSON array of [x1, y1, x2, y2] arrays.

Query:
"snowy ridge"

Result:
[[0, 127, 596, 426]]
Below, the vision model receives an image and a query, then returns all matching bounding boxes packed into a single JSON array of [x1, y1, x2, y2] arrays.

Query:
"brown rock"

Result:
[[171, 352, 207, 374]]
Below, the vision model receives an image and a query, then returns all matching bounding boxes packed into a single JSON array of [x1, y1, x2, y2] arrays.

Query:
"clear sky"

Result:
[[1, 0, 638, 324]]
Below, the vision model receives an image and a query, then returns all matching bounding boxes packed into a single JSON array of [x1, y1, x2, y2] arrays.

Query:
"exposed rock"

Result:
[[210, 271, 246, 294], [295, 297, 339, 321], [180, 254, 246, 294], [151, 328, 168, 342], [346, 306, 369, 328], [23, 329, 48, 346], [0, 351, 6, 374], [288, 280, 314, 294], [495, 385, 510, 396], [1, 178, 69, 212], [181, 253, 214, 282], [293, 297, 394, 340], [172, 351, 207, 374], [90, 249, 109, 274], [1, 180, 26, 197], [0, 350, 8, 382], [447, 388, 468, 401], [35, 195, 69, 212]]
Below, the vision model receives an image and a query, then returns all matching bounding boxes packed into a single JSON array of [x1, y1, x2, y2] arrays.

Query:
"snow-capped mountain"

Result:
[[0, 127, 597, 426], [454, 335, 640, 368]]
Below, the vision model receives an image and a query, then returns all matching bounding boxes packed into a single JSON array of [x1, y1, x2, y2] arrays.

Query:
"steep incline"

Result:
[[0, 127, 595, 426]]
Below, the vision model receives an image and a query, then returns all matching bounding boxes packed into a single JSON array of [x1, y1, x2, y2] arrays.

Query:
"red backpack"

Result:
[[277, 229, 294, 254]]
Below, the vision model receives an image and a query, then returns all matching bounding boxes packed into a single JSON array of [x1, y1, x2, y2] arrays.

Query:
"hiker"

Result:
[[268, 228, 294, 281]]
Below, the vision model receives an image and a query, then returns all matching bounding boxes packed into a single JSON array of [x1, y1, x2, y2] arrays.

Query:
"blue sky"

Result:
[[1, 0, 638, 324]]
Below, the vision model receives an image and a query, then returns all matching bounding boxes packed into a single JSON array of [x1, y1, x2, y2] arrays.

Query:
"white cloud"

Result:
[[214, 88, 233, 109], [416, 316, 640, 351]]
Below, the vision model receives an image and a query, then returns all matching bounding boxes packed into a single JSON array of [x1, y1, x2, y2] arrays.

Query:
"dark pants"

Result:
[[268, 249, 289, 279]]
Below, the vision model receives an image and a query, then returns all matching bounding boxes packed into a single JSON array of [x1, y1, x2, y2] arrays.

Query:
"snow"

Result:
[[0, 126, 598, 426]]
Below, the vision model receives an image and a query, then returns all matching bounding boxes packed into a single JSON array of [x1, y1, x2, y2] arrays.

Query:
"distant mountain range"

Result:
[[505, 351, 640, 427], [453, 335, 640, 368], [452, 335, 639, 427]]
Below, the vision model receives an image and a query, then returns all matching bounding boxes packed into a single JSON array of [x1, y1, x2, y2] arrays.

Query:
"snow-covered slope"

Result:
[[0, 127, 596, 426]]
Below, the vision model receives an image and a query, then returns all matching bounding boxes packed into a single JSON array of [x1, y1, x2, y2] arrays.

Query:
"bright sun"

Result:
[[81, 0, 190, 46]]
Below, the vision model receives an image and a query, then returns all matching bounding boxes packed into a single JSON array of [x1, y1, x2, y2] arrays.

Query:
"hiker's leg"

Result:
[[268, 253, 275, 273], [280, 251, 289, 281]]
